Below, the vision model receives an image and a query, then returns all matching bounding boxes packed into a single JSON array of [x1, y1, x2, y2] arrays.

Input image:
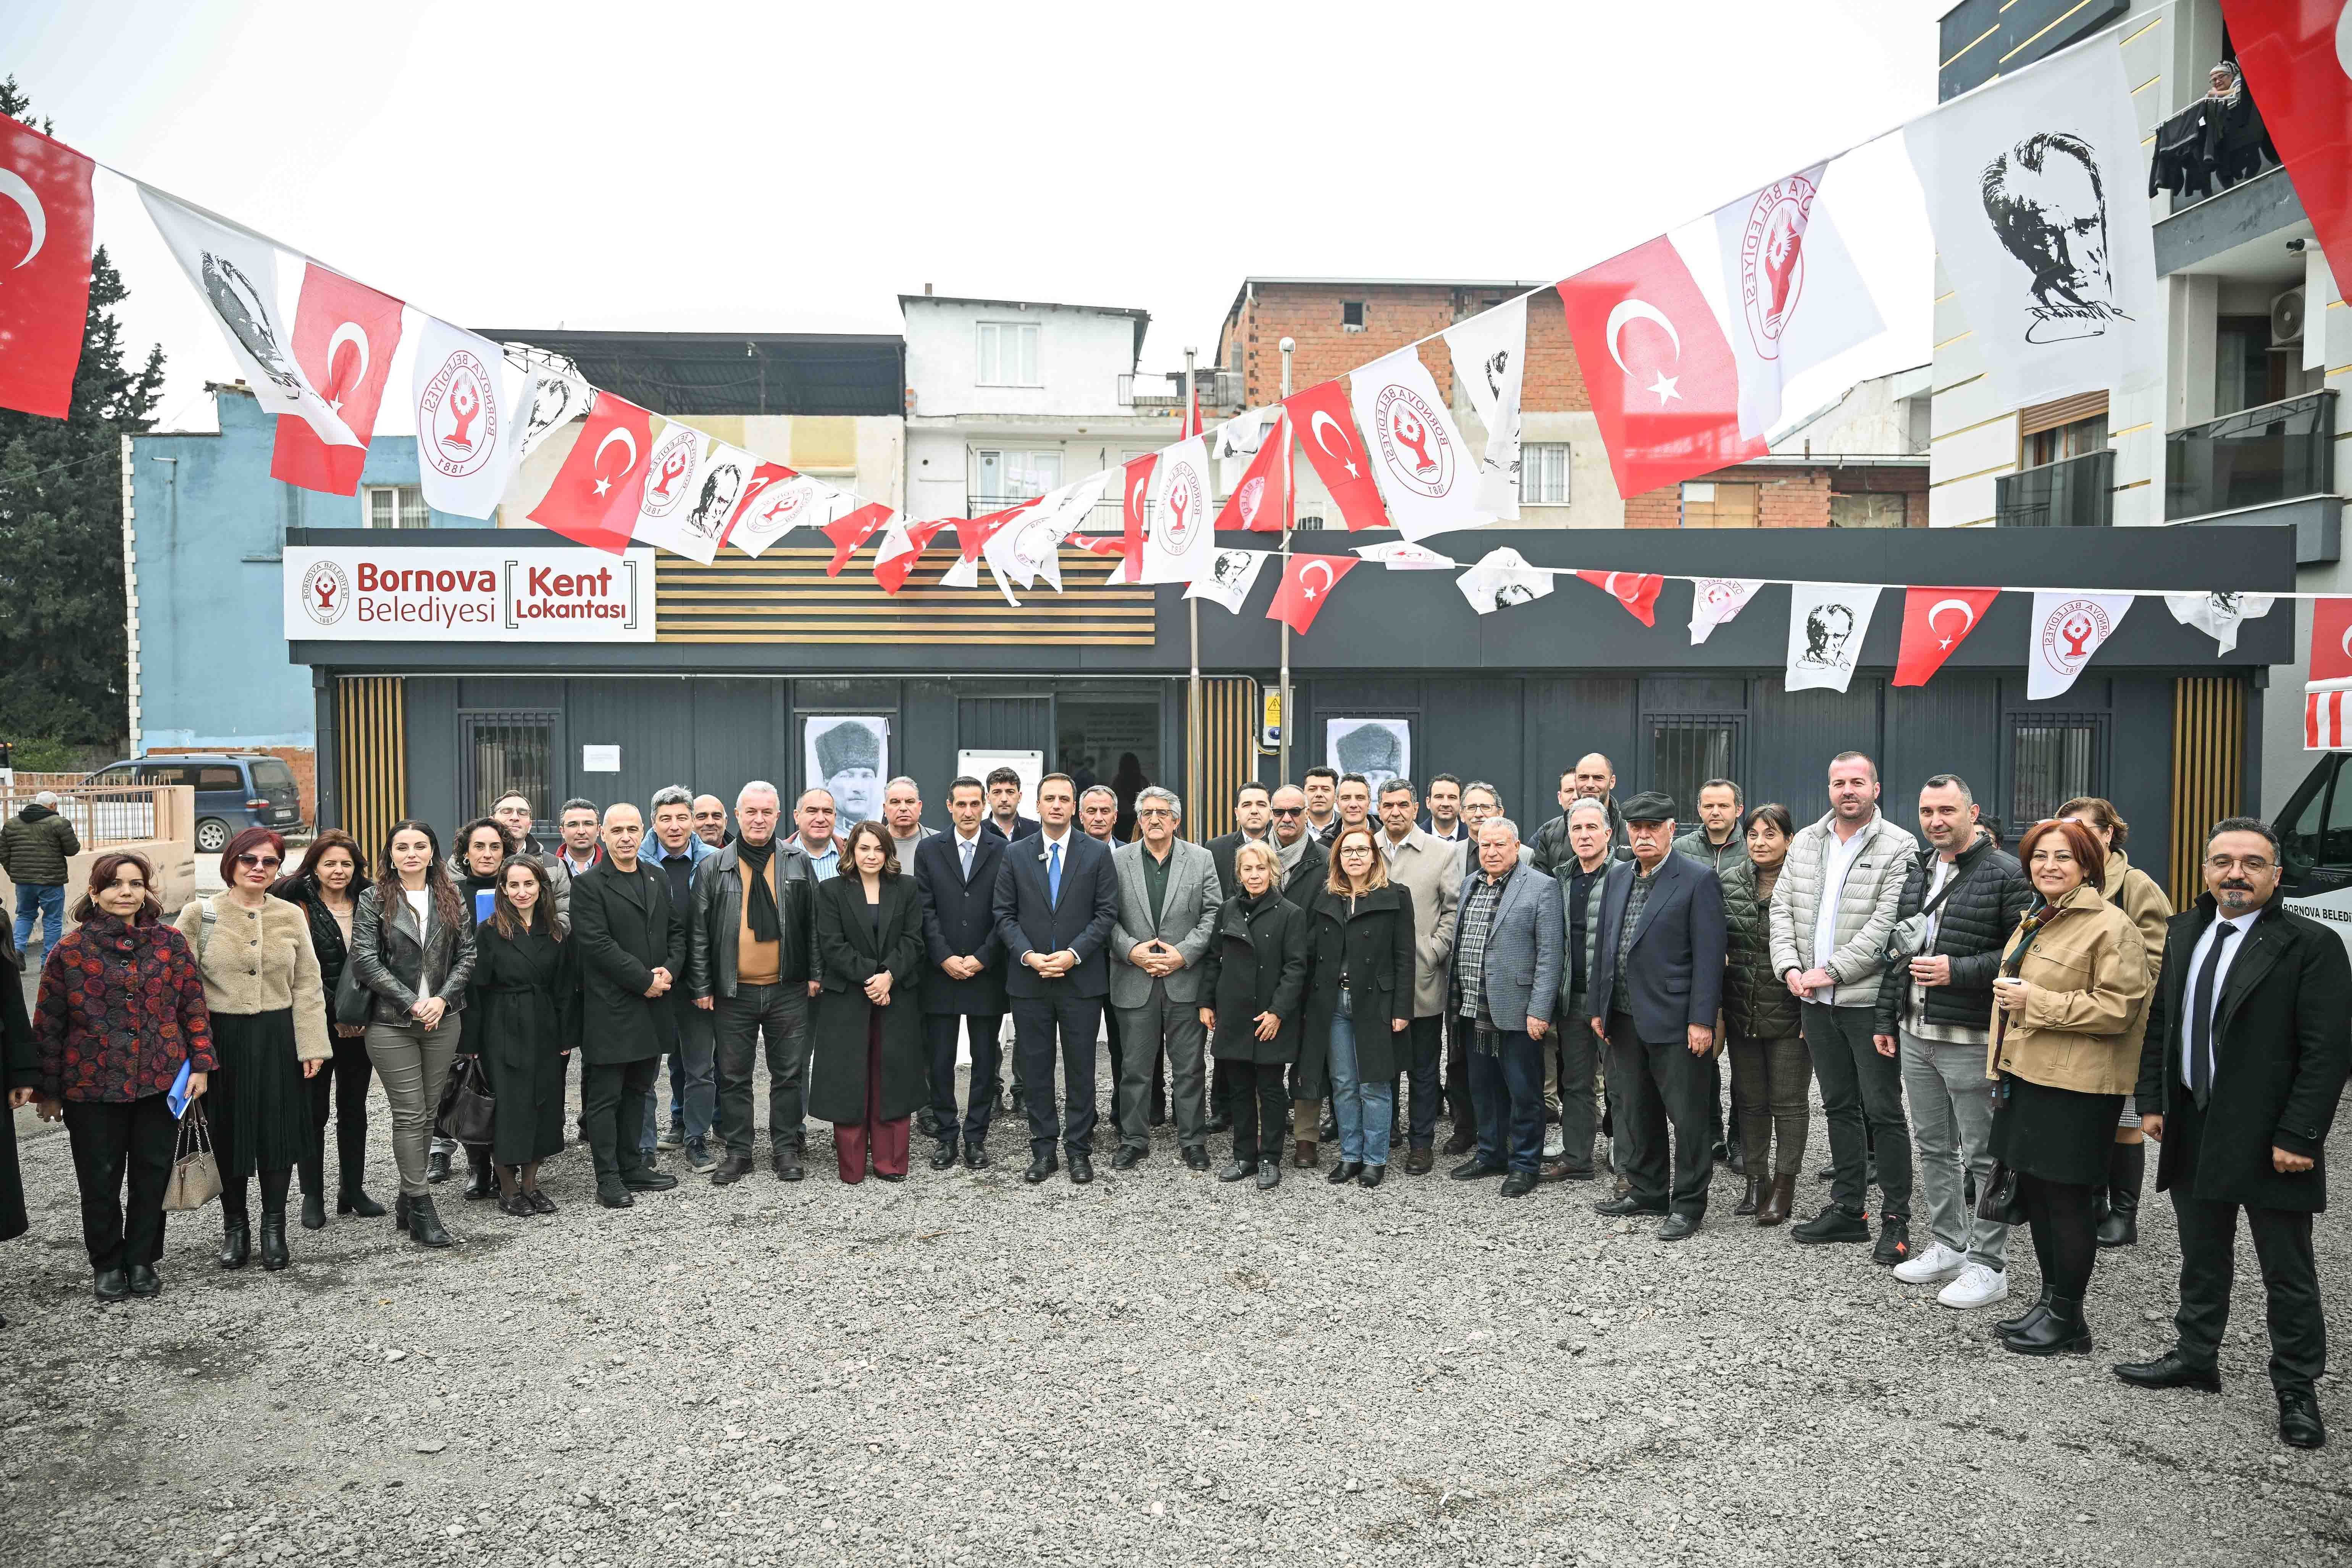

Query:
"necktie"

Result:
[[1048, 840, 1062, 908], [960, 838, 973, 883], [2188, 920, 2238, 1108]]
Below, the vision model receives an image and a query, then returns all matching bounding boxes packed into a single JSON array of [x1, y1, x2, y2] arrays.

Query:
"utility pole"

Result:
[[1183, 347, 1202, 833], [1277, 336, 1294, 788]]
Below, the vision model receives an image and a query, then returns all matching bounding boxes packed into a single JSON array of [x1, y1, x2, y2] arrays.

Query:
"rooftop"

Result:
[[476, 329, 906, 418]]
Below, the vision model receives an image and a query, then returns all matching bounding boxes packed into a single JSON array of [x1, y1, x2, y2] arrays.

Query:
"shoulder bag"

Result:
[[434, 1053, 496, 1146]]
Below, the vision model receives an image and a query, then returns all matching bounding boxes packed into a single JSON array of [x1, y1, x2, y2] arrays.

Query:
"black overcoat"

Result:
[[1, 929, 33, 1242], [466, 918, 581, 1165], [1295, 881, 1416, 1097], [912, 832, 1008, 1016], [568, 860, 684, 1066], [1197, 890, 1309, 1066], [809, 874, 928, 1125]]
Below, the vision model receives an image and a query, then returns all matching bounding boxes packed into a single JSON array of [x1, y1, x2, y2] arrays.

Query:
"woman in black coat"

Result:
[[274, 830, 379, 1227], [2, 923, 36, 1306], [468, 857, 580, 1217], [1296, 825, 1415, 1188], [1196, 839, 1307, 1189], [810, 822, 927, 1184]]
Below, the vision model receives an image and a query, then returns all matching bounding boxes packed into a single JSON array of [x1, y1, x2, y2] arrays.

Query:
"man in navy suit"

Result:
[[991, 772, 1119, 1184], [914, 777, 1009, 1171], [980, 766, 1041, 845], [1584, 791, 1727, 1242]]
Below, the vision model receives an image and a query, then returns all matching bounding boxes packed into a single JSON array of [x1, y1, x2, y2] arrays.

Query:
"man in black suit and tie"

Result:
[[1585, 791, 1726, 1242], [980, 766, 1041, 845], [991, 771, 1118, 1184], [570, 804, 687, 1210], [914, 776, 1009, 1170], [2115, 817, 2351, 1450]]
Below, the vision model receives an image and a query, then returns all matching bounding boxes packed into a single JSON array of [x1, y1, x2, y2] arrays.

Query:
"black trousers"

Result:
[[2020, 1174, 2099, 1301], [1804, 1001, 1912, 1218], [581, 1056, 660, 1187], [1399, 1013, 1445, 1149], [1012, 991, 1102, 1155], [1444, 1011, 1473, 1126], [1099, 1002, 1131, 1108], [1605, 1013, 1712, 1218], [1553, 993, 1599, 1174], [924, 1011, 1004, 1144], [2168, 1093, 2326, 1395], [714, 983, 811, 1158], [63, 1095, 177, 1271], [300, 1031, 374, 1197], [1224, 1059, 1290, 1164]]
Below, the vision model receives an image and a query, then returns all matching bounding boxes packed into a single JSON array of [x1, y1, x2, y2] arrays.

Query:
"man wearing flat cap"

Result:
[[1584, 791, 1727, 1242]]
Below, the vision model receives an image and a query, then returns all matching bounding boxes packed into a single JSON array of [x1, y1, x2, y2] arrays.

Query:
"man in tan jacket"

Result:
[[1377, 780, 1463, 1174]]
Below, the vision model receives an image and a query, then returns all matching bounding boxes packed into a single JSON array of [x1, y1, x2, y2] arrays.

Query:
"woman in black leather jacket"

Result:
[[350, 819, 476, 1248]]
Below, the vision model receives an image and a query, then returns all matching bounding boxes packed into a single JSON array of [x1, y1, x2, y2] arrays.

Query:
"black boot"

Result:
[[2002, 1295, 2091, 1356], [218, 1217, 250, 1271], [299, 1188, 326, 1231], [259, 1213, 290, 1272], [339, 1181, 386, 1219], [426, 1147, 452, 1184], [407, 1195, 452, 1248], [2096, 1142, 2143, 1248], [1995, 1286, 2053, 1337], [463, 1146, 496, 1201]]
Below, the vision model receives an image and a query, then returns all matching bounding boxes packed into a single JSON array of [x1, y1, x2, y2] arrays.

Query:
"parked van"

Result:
[[2277, 744, 2352, 958], [85, 754, 303, 853]]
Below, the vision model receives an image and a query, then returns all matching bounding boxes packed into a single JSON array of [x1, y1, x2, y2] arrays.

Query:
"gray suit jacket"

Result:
[[1109, 838, 1223, 1008], [1381, 827, 1464, 1018], [1448, 862, 1565, 1034]]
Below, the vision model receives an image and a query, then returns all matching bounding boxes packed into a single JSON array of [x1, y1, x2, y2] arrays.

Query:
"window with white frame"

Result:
[[975, 321, 1040, 387], [364, 484, 431, 529], [1519, 443, 1570, 505], [975, 449, 1062, 503]]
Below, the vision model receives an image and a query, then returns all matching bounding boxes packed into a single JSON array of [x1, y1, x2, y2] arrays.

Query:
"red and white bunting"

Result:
[[0, 118, 94, 418], [874, 517, 951, 594], [1282, 379, 1389, 533], [270, 264, 406, 496], [1687, 578, 1764, 645], [527, 391, 653, 554], [1574, 570, 1665, 627], [1348, 346, 1485, 542], [2026, 591, 2134, 701], [1892, 586, 1999, 686], [1266, 553, 1358, 635]]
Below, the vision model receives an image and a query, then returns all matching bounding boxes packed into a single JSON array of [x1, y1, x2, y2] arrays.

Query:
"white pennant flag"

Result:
[[1347, 346, 1487, 541], [1455, 547, 1553, 615], [1211, 409, 1268, 489], [411, 318, 521, 520], [1785, 583, 1882, 693], [2166, 591, 2276, 656], [2026, 591, 2135, 700], [1354, 541, 1458, 570], [1186, 549, 1270, 614], [1688, 577, 1766, 644], [140, 187, 358, 449], [1904, 36, 2160, 405], [1139, 436, 1216, 585], [513, 366, 597, 464], [679, 443, 759, 561], [629, 421, 721, 560], [730, 473, 842, 558], [991, 473, 1111, 590], [1441, 296, 1525, 518]]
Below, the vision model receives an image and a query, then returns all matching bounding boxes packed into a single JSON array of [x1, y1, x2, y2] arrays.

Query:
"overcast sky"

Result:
[[4, 0, 1952, 430]]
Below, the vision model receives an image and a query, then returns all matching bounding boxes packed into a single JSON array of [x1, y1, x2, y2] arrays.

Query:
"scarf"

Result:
[[737, 835, 781, 942], [1275, 833, 1309, 885]]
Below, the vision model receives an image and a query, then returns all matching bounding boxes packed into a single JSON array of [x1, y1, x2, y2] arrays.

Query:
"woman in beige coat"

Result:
[[1985, 817, 2151, 1358], [2058, 796, 2173, 1246]]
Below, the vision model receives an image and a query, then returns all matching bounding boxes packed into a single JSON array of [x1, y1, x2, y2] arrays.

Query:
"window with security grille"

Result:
[[1520, 443, 1570, 505], [462, 712, 557, 827], [2010, 715, 2104, 829], [364, 484, 431, 528], [1647, 714, 1741, 819]]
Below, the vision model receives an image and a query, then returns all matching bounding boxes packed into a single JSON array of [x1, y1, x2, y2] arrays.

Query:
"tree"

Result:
[[0, 76, 166, 751]]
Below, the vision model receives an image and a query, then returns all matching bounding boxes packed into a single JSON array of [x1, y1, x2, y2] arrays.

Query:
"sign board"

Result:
[[1261, 689, 1282, 751], [283, 546, 655, 642], [581, 745, 621, 772], [956, 749, 1044, 817]]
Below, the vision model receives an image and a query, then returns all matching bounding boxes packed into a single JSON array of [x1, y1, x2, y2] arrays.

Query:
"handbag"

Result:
[[333, 958, 374, 1029], [161, 1101, 221, 1213], [434, 1053, 496, 1146], [1976, 1160, 2028, 1225], [1884, 858, 1978, 964]]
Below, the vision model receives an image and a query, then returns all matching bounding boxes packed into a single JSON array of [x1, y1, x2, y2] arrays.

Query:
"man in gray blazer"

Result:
[[1109, 786, 1224, 1170], [1447, 817, 1564, 1197]]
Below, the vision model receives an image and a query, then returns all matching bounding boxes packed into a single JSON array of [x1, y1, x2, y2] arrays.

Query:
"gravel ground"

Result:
[[5, 982, 2349, 1566]]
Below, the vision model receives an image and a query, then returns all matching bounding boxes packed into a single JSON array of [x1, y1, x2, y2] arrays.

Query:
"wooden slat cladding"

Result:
[[335, 676, 406, 861], [2168, 675, 2246, 907], [655, 546, 1156, 645], [2020, 389, 2109, 437], [1194, 677, 1262, 840]]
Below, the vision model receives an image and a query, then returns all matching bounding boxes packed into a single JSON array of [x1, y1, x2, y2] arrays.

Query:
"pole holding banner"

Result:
[[1277, 336, 1295, 788]]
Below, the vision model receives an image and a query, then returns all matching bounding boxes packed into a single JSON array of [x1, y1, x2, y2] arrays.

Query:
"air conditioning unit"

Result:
[[2270, 286, 2307, 348]]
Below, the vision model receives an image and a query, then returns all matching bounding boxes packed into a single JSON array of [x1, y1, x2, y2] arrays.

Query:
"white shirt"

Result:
[[1809, 813, 1877, 1007], [404, 889, 430, 928], [2179, 910, 2254, 1087], [952, 827, 983, 881]]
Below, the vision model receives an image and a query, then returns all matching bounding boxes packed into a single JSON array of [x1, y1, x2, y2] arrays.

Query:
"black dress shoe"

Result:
[[597, 1186, 635, 1209], [426, 1149, 452, 1184], [126, 1264, 160, 1298], [1023, 1152, 1059, 1184], [930, 1141, 960, 1171], [300, 1190, 327, 1231], [2111, 1350, 2221, 1394], [1593, 1194, 1668, 1217], [1657, 1213, 1700, 1242], [259, 1214, 290, 1272], [1448, 1158, 1505, 1181], [527, 1189, 557, 1214], [621, 1169, 679, 1192], [1498, 1171, 1538, 1198], [712, 1155, 754, 1185], [93, 1267, 129, 1301], [875, 1170, 905, 1183], [1790, 1205, 1872, 1245], [2279, 1392, 2328, 1450], [1181, 1146, 1211, 1172], [964, 1144, 990, 1170], [1218, 1159, 1258, 1183], [219, 1220, 250, 1271], [499, 1192, 537, 1218], [1068, 1152, 1094, 1184], [1203, 1113, 1230, 1135], [1111, 1146, 1145, 1171], [774, 1155, 806, 1182], [915, 1107, 940, 1138], [1357, 1164, 1386, 1189], [338, 1185, 387, 1218], [1256, 1162, 1280, 1190], [1328, 1160, 1364, 1185]]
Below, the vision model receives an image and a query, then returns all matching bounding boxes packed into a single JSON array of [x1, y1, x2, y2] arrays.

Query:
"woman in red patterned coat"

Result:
[[30, 852, 216, 1302]]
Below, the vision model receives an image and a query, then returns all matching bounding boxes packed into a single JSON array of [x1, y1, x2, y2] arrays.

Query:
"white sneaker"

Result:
[[1892, 1241, 1965, 1284], [1543, 1128, 1566, 1158], [1938, 1263, 2009, 1310]]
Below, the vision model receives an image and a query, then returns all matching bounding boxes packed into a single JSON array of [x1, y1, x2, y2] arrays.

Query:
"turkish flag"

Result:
[[1111, 452, 1156, 584], [527, 392, 653, 553], [1893, 586, 2000, 687], [1557, 236, 1768, 497], [270, 264, 406, 496], [1217, 411, 1288, 532], [2225, 1, 2352, 300], [1266, 553, 1359, 635], [823, 502, 892, 576], [1282, 380, 1389, 532], [2312, 596, 2352, 682], [873, 517, 951, 594], [0, 118, 94, 419], [1575, 570, 1665, 627]]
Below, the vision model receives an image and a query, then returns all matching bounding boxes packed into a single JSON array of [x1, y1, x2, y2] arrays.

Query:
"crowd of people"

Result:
[[2, 753, 2345, 1450]]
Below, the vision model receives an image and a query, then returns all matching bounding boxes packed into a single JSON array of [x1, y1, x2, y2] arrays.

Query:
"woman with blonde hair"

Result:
[[1295, 825, 1415, 1186]]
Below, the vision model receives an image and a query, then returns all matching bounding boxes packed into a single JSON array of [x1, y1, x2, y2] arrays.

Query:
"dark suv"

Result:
[[86, 754, 305, 853]]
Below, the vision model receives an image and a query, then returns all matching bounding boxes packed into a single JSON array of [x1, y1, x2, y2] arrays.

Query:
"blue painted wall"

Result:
[[129, 387, 472, 751]]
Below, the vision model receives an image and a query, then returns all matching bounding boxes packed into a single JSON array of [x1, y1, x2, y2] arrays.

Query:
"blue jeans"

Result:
[[1329, 998, 1394, 1168], [14, 883, 64, 954], [654, 1002, 718, 1150]]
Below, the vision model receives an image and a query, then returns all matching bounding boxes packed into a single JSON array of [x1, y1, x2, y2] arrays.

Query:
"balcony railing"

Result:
[[967, 493, 1131, 531], [2165, 389, 2336, 521], [1117, 370, 1242, 410], [1995, 448, 2114, 528]]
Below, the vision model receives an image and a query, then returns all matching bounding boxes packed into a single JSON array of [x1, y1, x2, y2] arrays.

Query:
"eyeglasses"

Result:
[[236, 854, 282, 870], [2205, 854, 2273, 872], [1270, 807, 1303, 817]]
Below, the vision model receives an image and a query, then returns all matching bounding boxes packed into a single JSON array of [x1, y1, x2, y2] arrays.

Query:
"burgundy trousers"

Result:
[[834, 1013, 910, 1183]]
